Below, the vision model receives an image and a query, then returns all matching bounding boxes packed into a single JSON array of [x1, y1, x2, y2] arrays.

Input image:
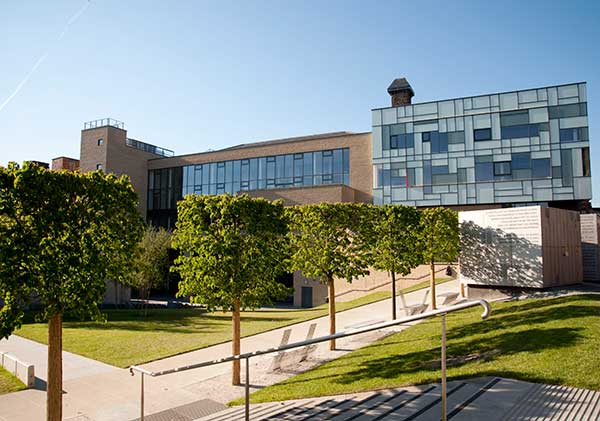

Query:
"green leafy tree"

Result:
[[370, 205, 423, 319], [172, 194, 290, 385], [419, 207, 460, 310], [287, 203, 372, 350], [0, 162, 143, 421], [128, 226, 172, 314]]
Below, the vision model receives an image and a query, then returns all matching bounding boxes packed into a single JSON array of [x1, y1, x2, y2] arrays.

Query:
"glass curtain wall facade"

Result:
[[371, 83, 591, 206], [148, 148, 350, 228]]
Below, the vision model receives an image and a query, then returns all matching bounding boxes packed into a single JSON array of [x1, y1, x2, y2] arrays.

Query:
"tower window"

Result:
[[97, 138, 104, 146], [96, 163, 103, 170]]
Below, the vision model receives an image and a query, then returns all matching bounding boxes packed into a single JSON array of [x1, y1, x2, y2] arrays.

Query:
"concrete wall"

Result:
[[103, 280, 131, 305], [246, 184, 360, 205], [0, 352, 34, 388], [460, 206, 582, 289]]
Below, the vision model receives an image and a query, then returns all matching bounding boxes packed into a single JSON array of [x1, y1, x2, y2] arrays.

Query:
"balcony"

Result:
[[126, 138, 174, 158], [83, 118, 125, 130]]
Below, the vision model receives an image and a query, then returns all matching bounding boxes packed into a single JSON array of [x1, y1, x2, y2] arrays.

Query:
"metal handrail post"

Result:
[[140, 372, 145, 421], [441, 313, 447, 421], [245, 356, 250, 421]]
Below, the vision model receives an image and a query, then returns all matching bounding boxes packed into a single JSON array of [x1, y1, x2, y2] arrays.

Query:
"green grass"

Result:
[[16, 277, 452, 368], [0, 367, 26, 395], [237, 294, 600, 404]]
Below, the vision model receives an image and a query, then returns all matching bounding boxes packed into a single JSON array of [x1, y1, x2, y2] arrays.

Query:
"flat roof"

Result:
[[148, 131, 370, 161], [371, 81, 587, 111]]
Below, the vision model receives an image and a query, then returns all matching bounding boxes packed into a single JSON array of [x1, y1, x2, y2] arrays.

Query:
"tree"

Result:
[[172, 194, 290, 385], [0, 162, 143, 421], [286, 203, 371, 350], [419, 207, 460, 310], [128, 226, 172, 314], [370, 205, 423, 319]]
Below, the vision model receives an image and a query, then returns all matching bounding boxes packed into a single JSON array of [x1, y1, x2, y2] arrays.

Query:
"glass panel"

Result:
[[266, 159, 275, 179], [448, 131, 465, 144], [322, 152, 333, 175], [583, 147, 591, 177], [501, 124, 538, 139], [294, 155, 303, 177], [314, 152, 322, 175], [474, 128, 492, 141], [241, 160, 249, 181], [284, 154, 293, 179], [512, 153, 531, 170], [276, 155, 285, 179], [560, 127, 588, 143], [500, 110, 529, 126], [532, 159, 551, 178], [233, 160, 240, 182], [249, 158, 258, 182], [422, 132, 431, 142], [225, 161, 233, 183], [432, 174, 458, 184], [458, 168, 467, 183], [423, 160, 431, 186], [343, 148, 349, 176], [431, 165, 449, 175], [561, 149, 573, 186], [475, 162, 494, 181], [548, 102, 587, 119], [513, 169, 532, 179], [494, 162, 511, 176], [217, 163, 225, 183], [303, 152, 313, 176], [333, 149, 343, 175]]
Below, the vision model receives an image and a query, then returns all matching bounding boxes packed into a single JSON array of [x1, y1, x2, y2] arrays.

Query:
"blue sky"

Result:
[[1, 0, 599, 204]]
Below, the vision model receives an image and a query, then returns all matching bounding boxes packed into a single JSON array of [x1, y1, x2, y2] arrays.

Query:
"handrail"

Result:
[[130, 299, 491, 420]]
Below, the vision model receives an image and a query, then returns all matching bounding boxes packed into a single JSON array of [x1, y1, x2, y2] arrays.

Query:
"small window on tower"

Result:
[[97, 138, 104, 146], [96, 163, 103, 170]]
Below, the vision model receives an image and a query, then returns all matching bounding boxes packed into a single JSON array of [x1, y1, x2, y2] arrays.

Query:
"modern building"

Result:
[[53, 78, 595, 305], [372, 80, 591, 211]]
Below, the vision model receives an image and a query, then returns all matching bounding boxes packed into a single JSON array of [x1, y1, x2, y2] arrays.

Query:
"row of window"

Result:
[[383, 103, 588, 150], [474, 154, 551, 182]]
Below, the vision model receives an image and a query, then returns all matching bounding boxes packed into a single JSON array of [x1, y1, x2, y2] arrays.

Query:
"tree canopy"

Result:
[[128, 226, 172, 301], [0, 162, 143, 420], [172, 194, 290, 384]]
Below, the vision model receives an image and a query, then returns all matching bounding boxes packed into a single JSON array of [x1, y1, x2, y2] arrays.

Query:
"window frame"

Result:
[[474, 128, 492, 141]]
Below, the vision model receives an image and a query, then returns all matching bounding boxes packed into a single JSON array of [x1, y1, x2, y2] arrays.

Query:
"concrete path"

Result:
[[0, 281, 463, 420]]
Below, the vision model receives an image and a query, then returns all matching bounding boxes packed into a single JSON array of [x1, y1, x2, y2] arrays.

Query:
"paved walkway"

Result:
[[0, 281, 463, 420]]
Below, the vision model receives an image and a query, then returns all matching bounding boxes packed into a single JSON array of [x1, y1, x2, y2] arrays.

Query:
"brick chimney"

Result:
[[387, 78, 414, 107]]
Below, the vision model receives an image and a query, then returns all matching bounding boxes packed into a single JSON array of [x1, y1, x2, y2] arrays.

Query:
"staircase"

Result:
[[194, 377, 600, 421]]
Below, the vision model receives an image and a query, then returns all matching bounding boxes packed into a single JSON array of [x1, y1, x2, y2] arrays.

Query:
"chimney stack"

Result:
[[387, 78, 414, 107]]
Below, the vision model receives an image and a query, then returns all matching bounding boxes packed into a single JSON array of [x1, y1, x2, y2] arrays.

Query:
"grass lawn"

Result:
[[238, 294, 600, 404], [15, 277, 453, 368], [0, 367, 26, 395]]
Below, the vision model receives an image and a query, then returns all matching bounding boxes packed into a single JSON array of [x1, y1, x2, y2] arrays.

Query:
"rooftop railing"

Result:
[[83, 118, 125, 130], [126, 138, 174, 157], [130, 299, 491, 421]]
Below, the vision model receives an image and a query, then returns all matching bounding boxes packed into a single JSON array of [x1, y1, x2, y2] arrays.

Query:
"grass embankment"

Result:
[[0, 367, 26, 395], [16, 277, 452, 368], [238, 294, 600, 404]]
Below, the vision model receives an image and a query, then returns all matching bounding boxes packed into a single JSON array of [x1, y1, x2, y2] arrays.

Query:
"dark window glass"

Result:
[[474, 128, 492, 141], [513, 169, 532, 179], [422, 132, 431, 142], [97, 138, 104, 146], [583, 147, 591, 177], [560, 127, 588, 142], [423, 160, 431, 186], [432, 174, 457, 184], [431, 165, 449, 175], [475, 162, 494, 181], [501, 124, 539, 139], [390, 135, 399, 149], [458, 168, 467, 183], [494, 162, 511, 176], [512, 153, 531, 170], [531, 159, 551, 178], [561, 149, 573, 186], [431, 132, 448, 153], [391, 133, 414, 149], [500, 111, 529, 126], [303, 152, 313, 175], [548, 103, 587, 119], [407, 168, 415, 186], [552, 166, 562, 178]]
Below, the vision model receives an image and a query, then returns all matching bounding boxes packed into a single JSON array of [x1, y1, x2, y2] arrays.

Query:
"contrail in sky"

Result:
[[0, 1, 92, 113]]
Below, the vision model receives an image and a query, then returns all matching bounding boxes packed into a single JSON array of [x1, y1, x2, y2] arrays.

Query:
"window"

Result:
[[494, 162, 511, 176], [560, 127, 588, 142], [531, 159, 551, 178], [431, 132, 448, 153], [422, 132, 431, 142], [474, 128, 492, 141], [583, 147, 591, 177], [548, 103, 587, 119], [447, 131, 465, 144], [97, 138, 104, 146], [475, 156, 493, 181], [96, 163, 103, 170], [501, 124, 539, 139], [390, 133, 414, 149], [500, 110, 529, 126], [511, 153, 531, 170]]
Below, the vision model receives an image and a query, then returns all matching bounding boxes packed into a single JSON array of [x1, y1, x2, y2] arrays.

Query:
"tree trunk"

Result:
[[391, 270, 397, 320], [232, 298, 241, 385], [47, 313, 62, 421], [430, 261, 437, 310], [328, 277, 336, 350]]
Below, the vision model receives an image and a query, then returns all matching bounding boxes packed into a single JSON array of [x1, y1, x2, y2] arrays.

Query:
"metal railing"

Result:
[[83, 118, 125, 130], [126, 138, 175, 157], [130, 299, 491, 421]]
